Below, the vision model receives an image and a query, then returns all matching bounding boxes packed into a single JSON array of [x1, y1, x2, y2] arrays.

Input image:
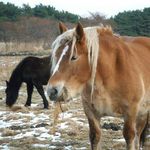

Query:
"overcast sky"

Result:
[[1, 0, 150, 17]]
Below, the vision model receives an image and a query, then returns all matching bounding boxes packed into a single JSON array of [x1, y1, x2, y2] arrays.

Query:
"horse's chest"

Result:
[[89, 85, 123, 117], [93, 89, 113, 116]]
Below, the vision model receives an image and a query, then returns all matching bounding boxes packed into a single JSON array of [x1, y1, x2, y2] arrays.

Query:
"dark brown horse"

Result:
[[46, 22, 150, 150], [6, 56, 51, 108]]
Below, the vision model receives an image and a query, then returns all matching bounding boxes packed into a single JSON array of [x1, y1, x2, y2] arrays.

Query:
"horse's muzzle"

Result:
[[49, 87, 58, 101], [46, 84, 63, 101]]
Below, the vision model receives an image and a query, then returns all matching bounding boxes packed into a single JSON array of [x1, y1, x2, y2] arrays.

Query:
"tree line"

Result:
[[0, 2, 149, 45], [113, 8, 150, 36], [0, 2, 79, 23]]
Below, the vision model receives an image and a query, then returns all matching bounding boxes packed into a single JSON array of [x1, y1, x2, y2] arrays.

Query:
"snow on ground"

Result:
[[0, 86, 5, 91], [0, 104, 61, 148], [0, 101, 149, 149], [0, 102, 90, 149]]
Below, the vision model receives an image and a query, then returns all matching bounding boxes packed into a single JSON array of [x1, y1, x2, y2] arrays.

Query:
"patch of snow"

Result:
[[72, 96, 81, 101], [37, 132, 61, 142], [6, 119, 26, 127], [40, 132, 51, 138], [13, 133, 26, 139], [0, 111, 8, 116], [48, 146, 57, 149], [38, 113, 49, 119], [59, 112, 72, 119], [71, 117, 85, 126], [31, 104, 38, 107], [0, 144, 9, 150], [64, 146, 73, 150], [30, 113, 49, 124], [0, 112, 38, 129], [14, 127, 50, 140], [0, 120, 13, 128], [30, 117, 40, 124], [101, 116, 116, 120], [16, 112, 35, 117], [77, 147, 87, 150], [0, 86, 5, 91], [13, 127, 51, 140], [146, 135, 150, 138], [113, 138, 125, 142], [51, 132, 61, 142], [58, 122, 68, 129], [36, 137, 46, 141], [32, 144, 49, 148], [34, 127, 49, 133], [50, 134, 60, 142], [13, 130, 37, 139]]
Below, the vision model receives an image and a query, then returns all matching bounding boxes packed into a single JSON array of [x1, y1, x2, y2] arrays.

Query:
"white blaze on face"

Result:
[[51, 45, 69, 77]]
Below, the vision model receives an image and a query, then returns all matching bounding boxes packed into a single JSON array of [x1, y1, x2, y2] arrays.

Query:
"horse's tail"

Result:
[[140, 112, 149, 147]]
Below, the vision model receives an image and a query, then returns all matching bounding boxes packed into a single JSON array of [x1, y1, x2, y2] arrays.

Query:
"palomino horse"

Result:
[[46, 22, 150, 150]]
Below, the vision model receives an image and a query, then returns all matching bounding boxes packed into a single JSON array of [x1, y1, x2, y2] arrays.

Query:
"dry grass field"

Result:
[[0, 56, 149, 150]]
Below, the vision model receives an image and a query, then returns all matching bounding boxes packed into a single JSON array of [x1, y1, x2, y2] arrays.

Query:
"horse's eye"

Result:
[[71, 55, 77, 61]]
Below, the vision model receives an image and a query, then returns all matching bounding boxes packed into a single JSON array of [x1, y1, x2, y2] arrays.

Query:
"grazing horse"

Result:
[[6, 56, 51, 109], [46, 22, 150, 150]]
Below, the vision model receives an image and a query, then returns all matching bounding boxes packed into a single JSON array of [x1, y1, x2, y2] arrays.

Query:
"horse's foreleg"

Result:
[[33, 81, 49, 109], [88, 117, 101, 150], [25, 83, 33, 107], [123, 114, 137, 150], [136, 113, 148, 149]]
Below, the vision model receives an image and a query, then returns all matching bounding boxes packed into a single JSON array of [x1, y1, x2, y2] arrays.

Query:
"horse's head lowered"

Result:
[[5, 80, 18, 107], [47, 22, 100, 101]]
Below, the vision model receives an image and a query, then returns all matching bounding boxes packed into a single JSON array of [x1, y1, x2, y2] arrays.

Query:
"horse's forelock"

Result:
[[50, 29, 75, 75]]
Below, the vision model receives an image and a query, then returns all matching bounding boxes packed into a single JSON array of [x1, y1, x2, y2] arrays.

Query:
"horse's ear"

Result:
[[75, 22, 85, 43], [59, 22, 67, 34]]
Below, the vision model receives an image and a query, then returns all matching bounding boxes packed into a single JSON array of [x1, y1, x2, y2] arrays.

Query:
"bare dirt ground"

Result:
[[0, 56, 149, 150]]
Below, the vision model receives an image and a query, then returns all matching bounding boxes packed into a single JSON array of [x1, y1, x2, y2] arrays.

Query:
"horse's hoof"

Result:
[[25, 104, 31, 107], [44, 106, 49, 109]]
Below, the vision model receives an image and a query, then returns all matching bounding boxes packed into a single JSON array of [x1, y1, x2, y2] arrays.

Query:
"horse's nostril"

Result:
[[52, 88, 58, 95], [49, 87, 58, 101]]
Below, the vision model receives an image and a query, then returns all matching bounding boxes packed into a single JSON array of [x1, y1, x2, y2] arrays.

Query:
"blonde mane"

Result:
[[51, 25, 112, 100], [84, 27, 100, 101]]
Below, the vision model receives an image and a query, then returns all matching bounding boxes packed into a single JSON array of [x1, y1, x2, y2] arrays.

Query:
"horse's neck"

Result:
[[9, 70, 22, 90], [97, 35, 128, 86]]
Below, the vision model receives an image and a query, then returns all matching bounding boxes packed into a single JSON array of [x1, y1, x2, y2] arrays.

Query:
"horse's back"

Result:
[[21, 56, 51, 84], [101, 35, 150, 115], [122, 36, 150, 113], [125, 36, 150, 81]]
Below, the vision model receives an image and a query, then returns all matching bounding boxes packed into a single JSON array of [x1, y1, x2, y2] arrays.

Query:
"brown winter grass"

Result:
[[51, 102, 63, 134], [0, 41, 48, 51], [1, 128, 17, 137]]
